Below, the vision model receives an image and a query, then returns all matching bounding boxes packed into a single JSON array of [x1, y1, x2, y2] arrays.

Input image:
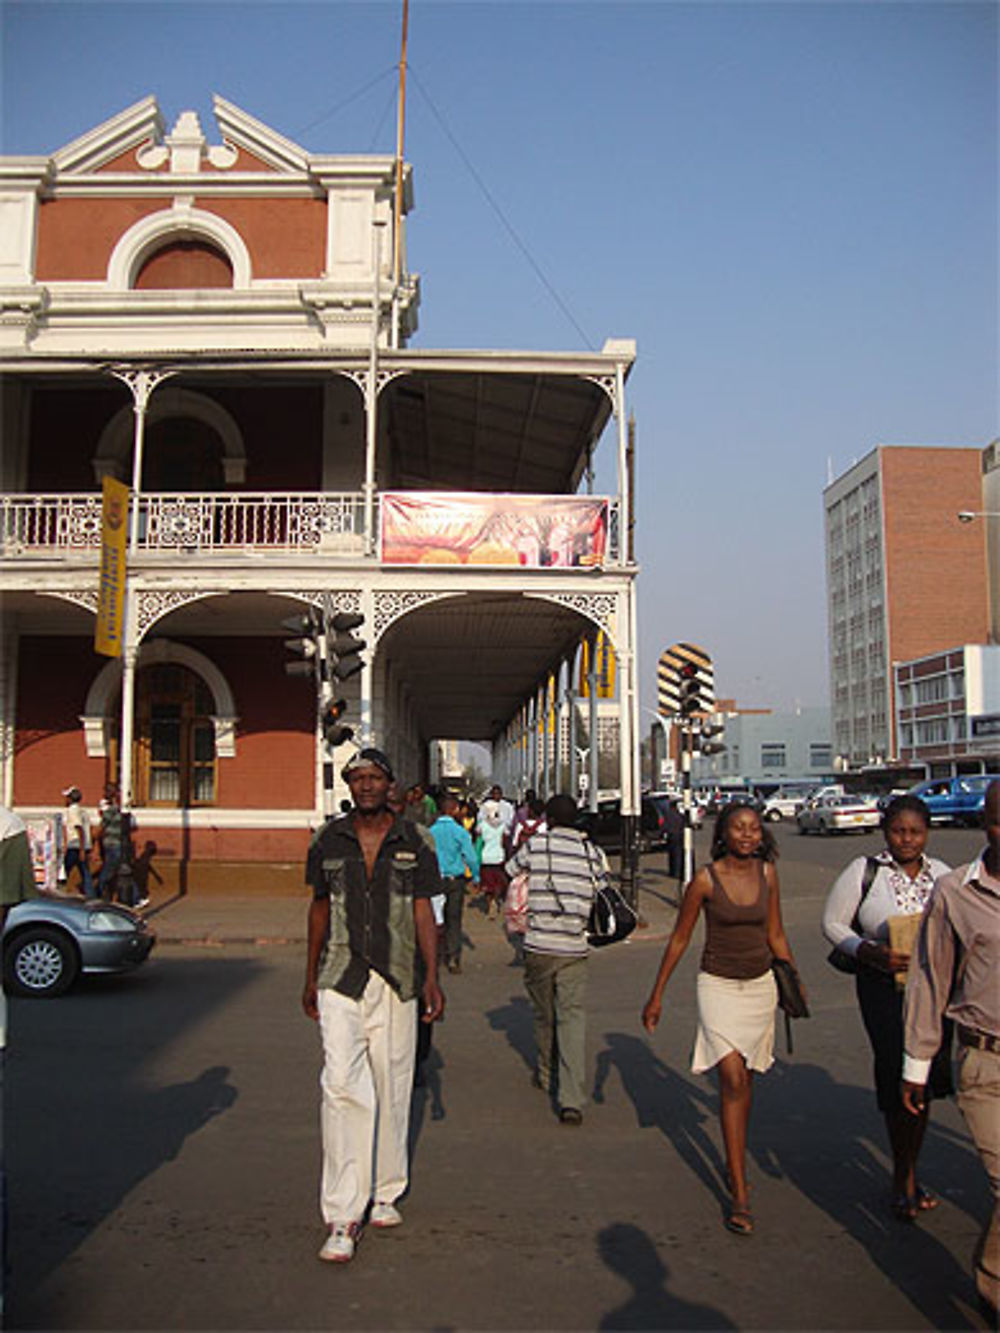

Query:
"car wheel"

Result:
[[766, 809, 782, 822], [3, 927, 80, 998]]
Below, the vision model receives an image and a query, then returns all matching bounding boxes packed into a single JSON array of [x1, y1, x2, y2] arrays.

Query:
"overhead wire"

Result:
[[294, 65, 399, 139], [408, 65, 595, 351]]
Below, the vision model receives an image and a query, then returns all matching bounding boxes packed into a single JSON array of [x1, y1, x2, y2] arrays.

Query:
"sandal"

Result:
[[915, 1186, 939, 1212], [891, 1193, 918, 1223], [725, 1206, 754, 1236]]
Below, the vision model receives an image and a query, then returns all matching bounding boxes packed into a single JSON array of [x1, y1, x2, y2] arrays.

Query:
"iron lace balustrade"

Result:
[[0, 493, 367, 556], [0, 493, 622, 564]]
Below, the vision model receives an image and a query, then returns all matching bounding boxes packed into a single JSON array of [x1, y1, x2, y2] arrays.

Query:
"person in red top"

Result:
[[641, 803, 801, 1237]]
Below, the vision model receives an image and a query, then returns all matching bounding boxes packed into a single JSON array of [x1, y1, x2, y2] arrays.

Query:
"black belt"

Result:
[[958, 1025, 1000, 1054]]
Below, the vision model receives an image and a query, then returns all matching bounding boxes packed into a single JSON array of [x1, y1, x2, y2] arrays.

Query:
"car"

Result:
[[2, 894, 156, 998], [762, 788, 812, 822], [907, 775, 1000, 827], [796, 793, 881, 836], [648, 791, 704, 831], [577, 795, 673, 854]]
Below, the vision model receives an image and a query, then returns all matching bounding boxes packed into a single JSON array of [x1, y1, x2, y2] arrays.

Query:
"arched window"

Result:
[[134, 239, 234, 289], [144, 415, 225, 492], [109, 663, 218, 807]]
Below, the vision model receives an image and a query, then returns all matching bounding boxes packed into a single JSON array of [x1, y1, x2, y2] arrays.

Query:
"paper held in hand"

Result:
[[888, 913, 922, 992]]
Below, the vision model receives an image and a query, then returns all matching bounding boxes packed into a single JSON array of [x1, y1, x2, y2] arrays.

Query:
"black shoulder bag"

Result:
[[827, 856, 881, 974]]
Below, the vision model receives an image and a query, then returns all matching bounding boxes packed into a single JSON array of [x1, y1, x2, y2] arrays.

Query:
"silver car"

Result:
[[3, 894, 155, 998], [796, 793, 881, 836]]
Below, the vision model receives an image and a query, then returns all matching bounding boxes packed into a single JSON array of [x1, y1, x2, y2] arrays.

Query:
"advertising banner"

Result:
[[381, 492, 609, 568], [94, 477, 129, 657], [25, 814, 63, 890]]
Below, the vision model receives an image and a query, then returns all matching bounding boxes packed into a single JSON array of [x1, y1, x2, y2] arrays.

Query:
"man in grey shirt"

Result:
[[903, 779, 999, 1317]]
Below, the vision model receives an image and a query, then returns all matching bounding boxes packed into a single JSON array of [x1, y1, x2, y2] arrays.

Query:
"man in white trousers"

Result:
[[303, 748, 444, 1263]]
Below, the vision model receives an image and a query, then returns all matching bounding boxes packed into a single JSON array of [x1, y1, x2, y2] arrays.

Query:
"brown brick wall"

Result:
[[194, 197, 326, 278], [36, 198, 165, 279], [881, 448, 989, 665], [13, 635, 317, 816], [35, 194, 326, 281]]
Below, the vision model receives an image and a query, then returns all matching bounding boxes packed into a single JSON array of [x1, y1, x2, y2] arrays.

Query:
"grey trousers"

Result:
[[957, 1045, 999, 1314], [524, 951, 588, 1111]]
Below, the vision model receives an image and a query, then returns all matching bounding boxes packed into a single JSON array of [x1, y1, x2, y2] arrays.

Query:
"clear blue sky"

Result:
[[3, 0, 996, 715]]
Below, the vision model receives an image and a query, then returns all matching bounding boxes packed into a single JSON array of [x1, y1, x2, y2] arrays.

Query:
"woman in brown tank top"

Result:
[[642, 803, 803, 1237]]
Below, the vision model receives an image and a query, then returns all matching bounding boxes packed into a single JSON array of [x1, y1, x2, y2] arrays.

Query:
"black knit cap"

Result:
[[341, 747, 394, 782]]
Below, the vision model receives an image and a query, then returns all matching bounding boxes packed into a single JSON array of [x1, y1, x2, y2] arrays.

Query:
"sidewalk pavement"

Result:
[[141, 869, 682, 947]]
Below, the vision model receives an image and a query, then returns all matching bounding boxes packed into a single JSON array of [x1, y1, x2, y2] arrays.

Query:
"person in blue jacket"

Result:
[[430, 794, 480, 974]]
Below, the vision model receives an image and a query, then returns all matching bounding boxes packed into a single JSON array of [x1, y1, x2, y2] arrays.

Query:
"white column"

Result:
[[118, 589, 139, 811]]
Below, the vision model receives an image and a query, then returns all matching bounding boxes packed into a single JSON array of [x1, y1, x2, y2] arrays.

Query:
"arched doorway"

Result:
[[108, 662, 218, 806], [144, 415, 225, 492]]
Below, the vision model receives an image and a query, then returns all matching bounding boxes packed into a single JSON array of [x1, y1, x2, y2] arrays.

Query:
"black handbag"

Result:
[[772, 958, 809, 1054], [587, 882, 638, 948], [772, 958, 809, 1018], [827, 856, 881, 974]]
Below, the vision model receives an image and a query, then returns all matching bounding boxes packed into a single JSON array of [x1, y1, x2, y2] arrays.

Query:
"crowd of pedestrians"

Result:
[[300, 764, 998, 1317]]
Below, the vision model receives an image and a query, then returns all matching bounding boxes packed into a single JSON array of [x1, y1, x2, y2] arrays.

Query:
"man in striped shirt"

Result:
[[506, 794, 609, 1125]]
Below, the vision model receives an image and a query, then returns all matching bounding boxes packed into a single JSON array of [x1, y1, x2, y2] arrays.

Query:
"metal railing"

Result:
[[1, 491, 622, 564], [0, 492, 366, 556]]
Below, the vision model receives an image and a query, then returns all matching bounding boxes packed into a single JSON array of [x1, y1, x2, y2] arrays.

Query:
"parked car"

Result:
[[2, 894, 156, 998], [796, 793, 881, 836], [762, 787, 812, 822], [702, 789, 763, 817], [577, 795, 672, 854], [907, 775, 1000, 827]]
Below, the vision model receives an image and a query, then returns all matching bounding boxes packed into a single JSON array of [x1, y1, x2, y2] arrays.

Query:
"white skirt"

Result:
[[691, 969, 777, 1075]]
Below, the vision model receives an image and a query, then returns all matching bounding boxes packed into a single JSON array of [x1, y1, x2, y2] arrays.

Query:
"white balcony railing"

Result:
[[1, 492, 366, 556], [1, 491, 622, 564]]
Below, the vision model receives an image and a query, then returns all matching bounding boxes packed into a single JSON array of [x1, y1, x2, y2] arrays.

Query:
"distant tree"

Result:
[[462, 757, 488, 796]]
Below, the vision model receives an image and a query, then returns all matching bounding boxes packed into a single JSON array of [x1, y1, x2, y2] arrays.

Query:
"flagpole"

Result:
[[391, 0, 409, 348]]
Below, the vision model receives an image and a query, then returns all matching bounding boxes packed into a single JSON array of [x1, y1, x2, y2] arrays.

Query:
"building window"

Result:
[[111, 663, 218, 806], [809, 744, 832, 768], [761, 743, 786, 770], [915, 675, 949, 705]]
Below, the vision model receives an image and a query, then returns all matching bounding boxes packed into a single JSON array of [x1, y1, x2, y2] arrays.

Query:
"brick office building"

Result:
[[824, 443, 994, 769]]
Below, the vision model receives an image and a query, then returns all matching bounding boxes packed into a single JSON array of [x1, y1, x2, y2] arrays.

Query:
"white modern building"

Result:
[[690, 706, 833, 787]]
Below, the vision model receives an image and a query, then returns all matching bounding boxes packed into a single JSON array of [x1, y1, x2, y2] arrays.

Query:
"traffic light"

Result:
[[282, 610, 322, 679], [321, 698, 354, 747], [657, 642, 714, 719], [678, 662, 701, 717], [326, 611, 366, 682], [696, 719, 727, 757]]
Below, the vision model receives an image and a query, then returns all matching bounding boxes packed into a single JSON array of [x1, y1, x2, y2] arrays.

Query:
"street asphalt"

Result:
[[6, 822, 993, 1331]]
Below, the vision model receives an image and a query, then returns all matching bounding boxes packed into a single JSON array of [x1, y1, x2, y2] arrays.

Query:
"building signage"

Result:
[[579, 631, 616, 698], [971, 713, 1000, 738], [94, 476, 129, 657], [381, 492, 609, 568]]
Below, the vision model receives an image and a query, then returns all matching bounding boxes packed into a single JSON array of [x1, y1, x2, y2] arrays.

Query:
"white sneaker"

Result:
[[370, 1201, 402, 1229], [318, 1221, 360, 1262]]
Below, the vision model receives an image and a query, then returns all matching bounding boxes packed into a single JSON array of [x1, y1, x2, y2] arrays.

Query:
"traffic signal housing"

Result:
[[696, 719, 727, 757], [282, 611, 322, 679], [678, 662, 702, 717], [327, 611, 366, 682], [321, 698, 354, 748]]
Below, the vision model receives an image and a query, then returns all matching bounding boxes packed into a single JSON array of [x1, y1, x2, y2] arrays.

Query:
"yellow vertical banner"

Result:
[[547, 672, 557, 734], [94, 477, 129, 657], [580, 632, 616, 698]]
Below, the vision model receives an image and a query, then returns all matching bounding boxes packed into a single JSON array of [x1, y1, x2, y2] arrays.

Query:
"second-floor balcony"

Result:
[[1, 491, 623, 568]]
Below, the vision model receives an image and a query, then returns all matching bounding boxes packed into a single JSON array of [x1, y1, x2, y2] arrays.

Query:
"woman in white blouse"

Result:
[[823, 794, 951, 1222]]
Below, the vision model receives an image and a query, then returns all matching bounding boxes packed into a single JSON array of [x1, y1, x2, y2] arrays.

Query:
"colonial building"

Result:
[[0, 97, 640, 873]]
